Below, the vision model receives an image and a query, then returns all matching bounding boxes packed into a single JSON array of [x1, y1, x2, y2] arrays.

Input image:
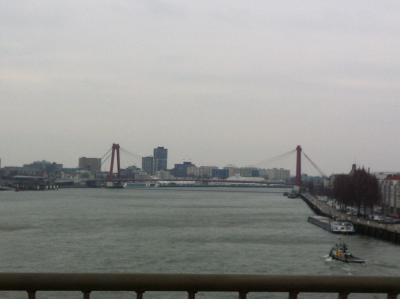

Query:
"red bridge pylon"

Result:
[[296, 145, 302, 188], [108, 143, 121, 181]]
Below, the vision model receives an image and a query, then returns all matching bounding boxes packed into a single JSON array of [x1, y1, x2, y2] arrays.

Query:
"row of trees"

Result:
[[333, 168, 381, 215]]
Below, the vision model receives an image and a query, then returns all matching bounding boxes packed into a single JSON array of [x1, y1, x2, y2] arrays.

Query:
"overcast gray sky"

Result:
[[1, 0, 400, 174]]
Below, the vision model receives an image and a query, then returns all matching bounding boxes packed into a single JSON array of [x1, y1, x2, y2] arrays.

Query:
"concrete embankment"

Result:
[[300, 193, 400, 245]]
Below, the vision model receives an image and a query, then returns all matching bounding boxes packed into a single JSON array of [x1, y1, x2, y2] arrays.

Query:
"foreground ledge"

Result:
[[0, 273, 399, 299]]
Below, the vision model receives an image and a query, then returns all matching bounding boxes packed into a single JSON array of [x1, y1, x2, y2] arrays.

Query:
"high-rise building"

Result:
[[153, 146, 168, 171], [142, 156, 154, 175], [79, 157, 101, 173]]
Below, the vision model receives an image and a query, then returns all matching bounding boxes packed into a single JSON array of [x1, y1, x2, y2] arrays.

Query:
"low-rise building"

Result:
[[23, 161, 63, 177], [187, 165, 200, 178], [155, 170, 174, 180], [265, 168, 290, 181], [224, 166, 239, 177], [199, 166, 218, 178], [239, 167, 259, 177], [212, 168, 229, 179]]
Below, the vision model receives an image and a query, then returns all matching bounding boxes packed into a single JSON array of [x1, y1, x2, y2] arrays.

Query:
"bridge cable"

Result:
[[120, 147, 143, 160], [100, 148, 112, 160], [101, 152, 112, 166], [302, 151, 328, 178], [254, 148, 296, 167]]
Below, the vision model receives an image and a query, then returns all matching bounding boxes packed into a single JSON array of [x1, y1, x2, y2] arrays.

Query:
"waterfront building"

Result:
[[153, 147, 168, 171], [61, 168, 93, 183], [155, 170, 174, 180], [23, 161, 63, 177], [212, 168, 229, 179], [186, 165, 200, 178], [379, 174, 400, 215], [134, 171, 152, 180], [121, 165, 142, 179], [258, 168, 268, 178], [78, 157, 101, 173], [61, 168, 82, 182], [240, 167, 259, 177], [199, 166, 218, 178], [224, 166, 239, 177], [1, 166, 24, 177], [172, 162, 194, 178], [266, 168, 290, 181], [142, 156, 154, 175]]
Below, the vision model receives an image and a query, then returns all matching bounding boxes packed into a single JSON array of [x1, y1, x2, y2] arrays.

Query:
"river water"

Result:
[[0, 188, 399, 299]]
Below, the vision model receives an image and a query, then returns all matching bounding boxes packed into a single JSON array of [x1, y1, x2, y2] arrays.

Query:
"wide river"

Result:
[[0, 188, 399, 299]]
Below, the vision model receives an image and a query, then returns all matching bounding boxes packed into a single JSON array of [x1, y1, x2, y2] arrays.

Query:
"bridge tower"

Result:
[[108, 143, 121, 180], [295, 145, 302, 188]]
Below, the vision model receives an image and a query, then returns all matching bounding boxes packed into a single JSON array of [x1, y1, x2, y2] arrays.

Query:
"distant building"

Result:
[[266, 168, 290, 181], [61, 168, 81, 181], [212, 168, 229, 179], [121, 165, 142, 179], [224, 166, 239, 177], [240, 167, 259, 177], [199, 166, 218, 178], [153, 147, 168, 171], [187, 165, 200, 178], [23, 161, 63, 177], [172, 162, 194, 178], [1, 166, 24, 177], [142, 156, 154, 175], [379, 174, 400, 215], [79, 157, 101, 173], [156, 170, 174, 180]]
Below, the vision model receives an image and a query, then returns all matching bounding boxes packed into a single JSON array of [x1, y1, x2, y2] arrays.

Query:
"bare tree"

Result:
[[333, 168, 380, 216]]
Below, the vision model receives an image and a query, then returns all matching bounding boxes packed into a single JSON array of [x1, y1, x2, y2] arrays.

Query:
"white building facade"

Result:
[[380, 176, 400, 215]]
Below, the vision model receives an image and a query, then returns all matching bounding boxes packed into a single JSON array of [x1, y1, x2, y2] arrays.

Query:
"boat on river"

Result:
[[308, 215, 355, 234], [329, 242, 365, 263]]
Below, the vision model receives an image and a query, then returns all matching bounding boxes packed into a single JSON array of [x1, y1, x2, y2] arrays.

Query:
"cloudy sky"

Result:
[[1, 1, 400, 174]]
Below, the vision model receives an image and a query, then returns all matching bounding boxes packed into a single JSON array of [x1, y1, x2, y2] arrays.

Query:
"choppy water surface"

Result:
[[0, 188, 399, 299]]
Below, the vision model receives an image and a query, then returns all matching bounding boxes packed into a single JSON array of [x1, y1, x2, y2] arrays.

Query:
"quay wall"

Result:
[[300, 193, 400, 245]]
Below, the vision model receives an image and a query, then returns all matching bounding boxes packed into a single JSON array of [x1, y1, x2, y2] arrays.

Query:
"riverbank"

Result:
[[301, 193, 400, 244]]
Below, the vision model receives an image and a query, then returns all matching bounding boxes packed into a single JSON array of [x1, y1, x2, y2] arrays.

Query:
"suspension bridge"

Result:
[[100, 143, 327, 188]]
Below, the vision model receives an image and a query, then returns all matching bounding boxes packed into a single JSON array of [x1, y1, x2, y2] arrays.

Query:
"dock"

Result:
[[301, 193, 400, 244]]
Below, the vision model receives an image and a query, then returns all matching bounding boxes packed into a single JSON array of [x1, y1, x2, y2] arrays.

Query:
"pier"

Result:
[[301, 193, 400, 244]]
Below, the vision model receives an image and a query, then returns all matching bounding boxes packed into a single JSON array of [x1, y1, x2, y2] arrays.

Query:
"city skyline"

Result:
[[1, 1, 400, 174], [0, 143, 384, 177]]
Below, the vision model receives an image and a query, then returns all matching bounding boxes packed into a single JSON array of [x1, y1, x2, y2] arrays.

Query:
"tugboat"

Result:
[[329, 241, 365, 264]]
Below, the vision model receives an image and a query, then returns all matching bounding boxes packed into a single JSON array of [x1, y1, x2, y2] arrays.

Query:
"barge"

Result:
[[308, 215, 355, 234]]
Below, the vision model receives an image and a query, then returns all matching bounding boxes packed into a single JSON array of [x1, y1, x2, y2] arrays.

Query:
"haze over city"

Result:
[[1, 1, 400, 174]]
